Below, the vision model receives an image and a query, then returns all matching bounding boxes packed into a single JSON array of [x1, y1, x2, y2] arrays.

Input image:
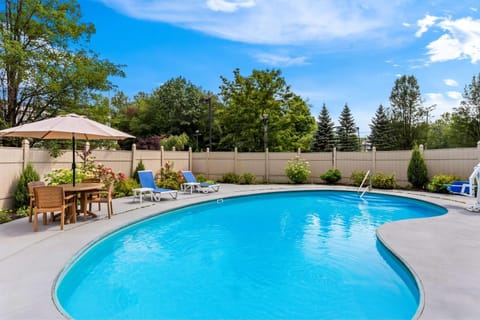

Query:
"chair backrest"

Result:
[[182, 171, 197, 183], [138, 170, 156, 189], [34, 186, 64, 209], [27, 181, 45, 197]]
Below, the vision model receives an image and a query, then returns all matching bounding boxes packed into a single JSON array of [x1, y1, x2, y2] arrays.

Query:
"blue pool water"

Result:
[[55, 191, 446, 319]]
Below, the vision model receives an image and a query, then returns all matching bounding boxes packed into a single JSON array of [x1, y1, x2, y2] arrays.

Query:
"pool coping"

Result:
[[0, 184, 479, 319]]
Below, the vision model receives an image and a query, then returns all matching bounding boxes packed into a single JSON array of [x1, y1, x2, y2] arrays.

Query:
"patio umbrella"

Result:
[[0, 113, 135, 185]]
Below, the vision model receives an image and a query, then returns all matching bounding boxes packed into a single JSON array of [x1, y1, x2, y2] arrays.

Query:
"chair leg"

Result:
[[42, 213, 47, 225], [29, 200, 33, 223], [60, 210, 64, 231], [33, 212, 38, 232]]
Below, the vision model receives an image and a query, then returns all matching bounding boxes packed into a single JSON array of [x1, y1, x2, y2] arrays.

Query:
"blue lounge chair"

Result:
[[137, 170, 178, 201], [181, 170, 220, 194], [446, 181, 471, 195]]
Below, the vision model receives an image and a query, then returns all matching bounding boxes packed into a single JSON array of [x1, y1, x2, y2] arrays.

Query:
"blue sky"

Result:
[[81, 0, 480, 136]]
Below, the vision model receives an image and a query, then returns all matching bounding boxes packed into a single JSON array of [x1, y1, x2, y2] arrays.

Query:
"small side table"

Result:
[[132, 187, 154, 203]]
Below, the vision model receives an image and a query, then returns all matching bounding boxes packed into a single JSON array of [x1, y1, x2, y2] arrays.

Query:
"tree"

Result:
[[389, 75, 423, 150], [217, 68, 315, 152], [450, 73, 480, 147], [336, 103, 358, 151], [368, 104, 393, 150], [312, 103, 335, 152], [0, 0, 124, 128], [407, 145, 428, 189]]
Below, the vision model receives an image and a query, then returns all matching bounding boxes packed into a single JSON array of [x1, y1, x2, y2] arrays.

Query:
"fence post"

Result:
[[477, 141, 480, 161], [234, 147, 238, 174], [372, 146, 376, 175], [419, 144, 424, 155], [265, 147, 269, 183], [160, 146, 164, 170], [332, 147, 337, 168], [130, 143, 136, 177], [22, 139, 30, 170], [188, 147, 193, 171], [206, 147, 210, 178]]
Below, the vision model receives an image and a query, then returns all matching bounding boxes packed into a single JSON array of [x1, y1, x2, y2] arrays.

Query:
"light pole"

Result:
[[356, 126, 360, 151], [262, 114, 269, 151], [193, 130, 201, 151], [200, 97, 212, 150]]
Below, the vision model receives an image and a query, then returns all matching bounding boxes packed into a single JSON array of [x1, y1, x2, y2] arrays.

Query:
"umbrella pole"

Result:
[[72, 135, 76, 186]]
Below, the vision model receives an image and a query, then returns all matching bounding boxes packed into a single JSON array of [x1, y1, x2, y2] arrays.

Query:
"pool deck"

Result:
[[1, 184, 479, 319]]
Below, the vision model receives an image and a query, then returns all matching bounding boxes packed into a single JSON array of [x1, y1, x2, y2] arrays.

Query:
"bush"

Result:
[[0, 208, 12, 224], [350, 170, 367, 187], [221, 172, 240, 184], [285, 156, 311, 184], [408, 145, 428, 189], [44, 167, 90, 185], [14, 163, 40, 209], [427, 174, 460, 193], [115, 178, 139, 197], [156, 161, 183, 190], [195, 174, 207, 182], [320, 168, 342, 184], [239, 172, 256, 185], [372, 172, 397, 189], [133, 160, 145, 183]]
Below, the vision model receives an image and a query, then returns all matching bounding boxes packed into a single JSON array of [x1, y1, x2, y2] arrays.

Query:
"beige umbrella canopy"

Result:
[[0, 113, 135, 185]]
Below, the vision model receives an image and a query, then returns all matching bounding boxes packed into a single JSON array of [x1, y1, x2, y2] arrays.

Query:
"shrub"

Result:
[[350, 170, 367, 187], [156, 161, 183, 190], [372, 172, 397, 189], [408, 145, 428, 189], [0, 208, 12, 224], [239, 172, 256, 185], [132, 160, 145, 183], [285, 156, 311, 184], [115, 178, 139, 197], [15, 206, 30, 218], [195, 174, 207, 182], [221, 172, 240, 184], [14, 163, 40, 208], [320, 168, 342, 184], [44, 167, 90, 185], [427, 174, 460, 193]]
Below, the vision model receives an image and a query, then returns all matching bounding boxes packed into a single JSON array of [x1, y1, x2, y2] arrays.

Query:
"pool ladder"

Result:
[[358, 170, 371, 198]]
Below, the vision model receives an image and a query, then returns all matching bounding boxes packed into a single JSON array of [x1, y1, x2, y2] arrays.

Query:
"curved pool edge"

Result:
[[1, 184, 480, 319]]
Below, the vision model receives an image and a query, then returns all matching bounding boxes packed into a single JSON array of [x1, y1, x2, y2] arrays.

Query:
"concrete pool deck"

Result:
[[0, 184, 479, 319]]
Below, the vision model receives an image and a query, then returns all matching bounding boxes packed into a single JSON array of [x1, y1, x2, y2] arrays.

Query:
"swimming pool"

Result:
[[55, 191, 446, 319]]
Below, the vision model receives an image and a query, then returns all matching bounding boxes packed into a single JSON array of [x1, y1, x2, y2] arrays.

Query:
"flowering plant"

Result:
[[94, 163, 126, 186], [285, 156, 311, 184]]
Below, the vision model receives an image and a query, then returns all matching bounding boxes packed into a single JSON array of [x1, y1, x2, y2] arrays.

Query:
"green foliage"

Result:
[[156, 161, 183, 190], [408, 145, 428, 189], [15, 206, 30, 218], [45, 168, 88, 185], [133, 160, 146, 182], [114, 178, 139, 197], [320, 168, 342, 184], [372, 172, 397, 189], [195, 174, 207, 182], [285, 156, 311, 184], [427, 174, 460, 193], [336, 103, 359, 151], [0, 0, 124, 129], [161, 133, 190, 151], [217, 68, 316, 151], [350, 170, 368, 187], [221, 172, 241, 184], [239, 172, 256, 185], [389, 75, 423, 150], [14, 163, 40, 208], [312, 103, 335, 152], [0, 209, 12, 224], [368, 104, 393, 150]]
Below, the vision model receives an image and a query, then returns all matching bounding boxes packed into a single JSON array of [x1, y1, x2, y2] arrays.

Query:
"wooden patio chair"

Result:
[[85, 183, 114, 219], [82, 177, 103, 211], [32, 186, 76, 231], [27, 181, 46, 223]]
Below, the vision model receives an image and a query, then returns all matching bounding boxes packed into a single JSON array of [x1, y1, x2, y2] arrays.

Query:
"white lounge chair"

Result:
[[181, 171, 220, 194], [137, 170, 178, 201]]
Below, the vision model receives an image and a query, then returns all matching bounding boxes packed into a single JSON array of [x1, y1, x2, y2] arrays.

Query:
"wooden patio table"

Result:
[[59, 182, 104, 222]]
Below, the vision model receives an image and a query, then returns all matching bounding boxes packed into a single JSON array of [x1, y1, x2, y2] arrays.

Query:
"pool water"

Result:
[[55, 191, 446, 319]]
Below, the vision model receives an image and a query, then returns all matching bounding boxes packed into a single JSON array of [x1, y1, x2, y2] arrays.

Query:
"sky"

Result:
[[81, 0, 480, 136]]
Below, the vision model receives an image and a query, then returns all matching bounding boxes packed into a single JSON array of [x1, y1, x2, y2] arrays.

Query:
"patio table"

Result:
[[59, 182, 104, 221]]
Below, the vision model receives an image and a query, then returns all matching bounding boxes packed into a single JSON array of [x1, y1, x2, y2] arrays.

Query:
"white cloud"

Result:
[[98, 0, 409, 45], [417, 15, 480, 63], [206, 0, 256, 13], [444, 79, 459, 87], [416, 14, 438, 37], [424, 92, 461, 117], [255, 53, 308, 66]]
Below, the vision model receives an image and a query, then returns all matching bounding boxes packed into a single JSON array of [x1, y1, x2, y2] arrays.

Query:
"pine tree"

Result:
[[312, 104, 335, 152], [368, 104, 393, 150], [336, 103, 358, 151], [407, 145, 428, 189]]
